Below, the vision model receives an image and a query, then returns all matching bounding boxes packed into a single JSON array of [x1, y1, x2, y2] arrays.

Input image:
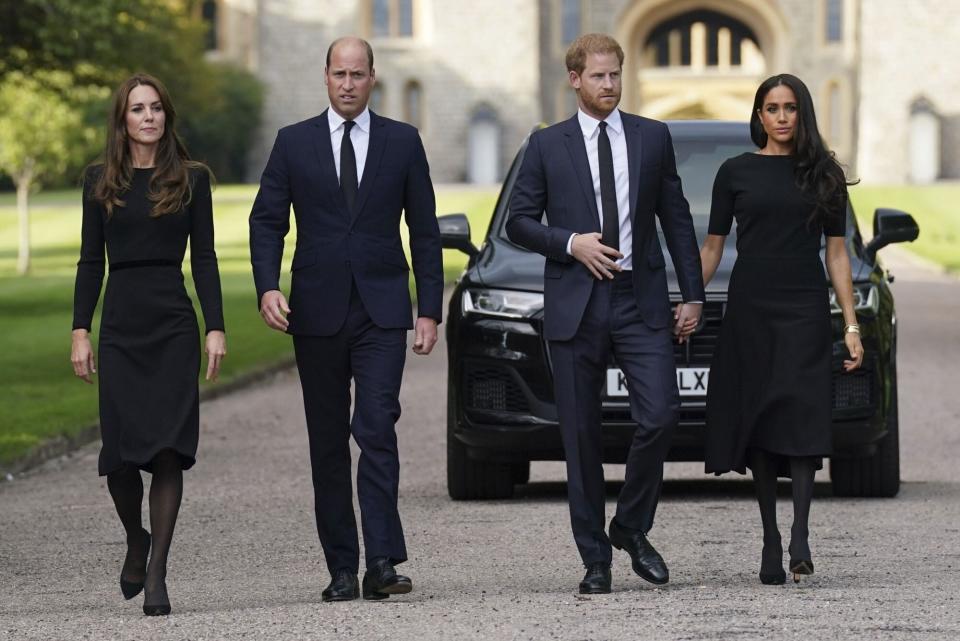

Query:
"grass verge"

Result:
[[0, 185, 497, 467]]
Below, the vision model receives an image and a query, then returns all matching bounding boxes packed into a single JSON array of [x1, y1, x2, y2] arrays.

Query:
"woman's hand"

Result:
[[843, 331, 864, 371], [205, 330, 227, 381], [71, 329, 96, 383]]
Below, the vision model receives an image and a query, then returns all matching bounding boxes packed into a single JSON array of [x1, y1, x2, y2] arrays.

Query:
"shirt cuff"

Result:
[[566, 233, 577, 255], [684, 300, 704, 304]]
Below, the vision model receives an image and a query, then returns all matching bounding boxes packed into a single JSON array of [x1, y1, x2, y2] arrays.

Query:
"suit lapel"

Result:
[[352, 112, 387, 221], [622, 111, 643, 224], [312, 109, 350, 216], [562, 116, 601, 232]]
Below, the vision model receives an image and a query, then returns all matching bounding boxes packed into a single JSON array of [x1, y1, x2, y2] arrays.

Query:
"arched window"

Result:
[[404, 81, 423, 129], [909, 97, 941, 183], [370, 84, 385, 114], [825, 0, 843, 43], [561, 0, 582, 45], [644, 10, 760, 70], [826, 82, 842, 146], [468, 105, 501, 184], [556, 82, 579, 121], [370, 0, 415, 38], [202, 0, 218, 51]]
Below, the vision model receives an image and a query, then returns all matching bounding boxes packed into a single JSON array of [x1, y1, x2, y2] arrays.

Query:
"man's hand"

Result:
[[571, 233, 623, 280], [205, 330, 227, 381], [673, 302, 702, 344], [260, 290, 290, 331], [412, 317, 438, 355]]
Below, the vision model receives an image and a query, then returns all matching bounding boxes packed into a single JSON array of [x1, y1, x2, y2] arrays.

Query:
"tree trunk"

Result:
[[15, 165, 33, 277]]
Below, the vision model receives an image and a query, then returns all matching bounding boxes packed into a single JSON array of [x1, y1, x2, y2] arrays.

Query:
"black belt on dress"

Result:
[[109, 259, 180, 272]]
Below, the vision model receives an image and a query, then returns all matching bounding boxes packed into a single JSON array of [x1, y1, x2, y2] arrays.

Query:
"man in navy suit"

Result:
[[506, 33, 704, 594], [249, 37, 443, 602]]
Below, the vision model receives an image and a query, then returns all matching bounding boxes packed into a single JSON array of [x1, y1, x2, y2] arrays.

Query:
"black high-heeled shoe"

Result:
[[759, 540, 786, 585], [119, 528, 151, 600], [788, 540, 814, 583], [142, 576, 171, 616]]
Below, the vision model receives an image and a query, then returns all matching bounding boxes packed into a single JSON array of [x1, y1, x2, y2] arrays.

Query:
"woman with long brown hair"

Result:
[[696, 74, 863, 585], [70, 73, 225, 615]]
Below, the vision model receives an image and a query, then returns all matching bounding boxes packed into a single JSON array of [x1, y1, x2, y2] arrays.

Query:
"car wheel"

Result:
[[830, 364, 901, 498], [446, 384, 515, 500], [510, 461, 531, 485]]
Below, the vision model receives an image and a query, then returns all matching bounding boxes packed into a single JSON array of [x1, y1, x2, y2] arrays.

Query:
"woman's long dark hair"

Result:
[[749, 74, 856, 226], [90, 73, 209, 218]]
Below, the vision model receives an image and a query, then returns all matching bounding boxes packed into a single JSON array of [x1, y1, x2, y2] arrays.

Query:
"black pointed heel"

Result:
[[142, 577, 171, 616], [788, 539, 814, 583], [789, 558, 814, 583], [119, 528, 151, 600]]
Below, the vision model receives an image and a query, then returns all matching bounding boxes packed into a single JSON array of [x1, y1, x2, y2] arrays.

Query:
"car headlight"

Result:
[[463, 289, 544, 319], [829, 284, 879, 315]]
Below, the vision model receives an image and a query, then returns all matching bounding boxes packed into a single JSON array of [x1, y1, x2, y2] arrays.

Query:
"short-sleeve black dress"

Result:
[[704, 153, 846, 476], [73, 167, 224, 475]]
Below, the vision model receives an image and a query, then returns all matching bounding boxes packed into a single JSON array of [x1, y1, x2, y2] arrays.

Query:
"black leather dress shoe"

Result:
[[578, 563, 612, 594], [609, 519, 669, 585], [362, 558, 413, 600], [322, 569, 359, 602]]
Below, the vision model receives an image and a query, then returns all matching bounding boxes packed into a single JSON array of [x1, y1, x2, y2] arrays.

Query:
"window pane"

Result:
[[398, 0, 414, 37], [370, 85, 385, 113], [405, 82, 422, 128], [202, 0, 217, 51], [828, 84, 842, 144], [562, 0, 580, 45], [372, 0, 390, 38], [826, 0, 843, 42]]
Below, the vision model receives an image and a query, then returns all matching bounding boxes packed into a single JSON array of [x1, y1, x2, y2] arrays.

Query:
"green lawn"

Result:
[[849, 183, 960, 272], [0, 185, 497, 466], [3, 180, 955, 467]]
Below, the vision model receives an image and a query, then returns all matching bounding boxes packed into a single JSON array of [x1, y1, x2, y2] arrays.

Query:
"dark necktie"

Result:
[[597, 121, 619, 252], [340, 120, 358, 213]]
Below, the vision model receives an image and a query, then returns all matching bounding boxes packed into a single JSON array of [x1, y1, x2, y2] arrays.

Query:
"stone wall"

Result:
[[247, 0, 540, 183], [858, 0, 960, 182]]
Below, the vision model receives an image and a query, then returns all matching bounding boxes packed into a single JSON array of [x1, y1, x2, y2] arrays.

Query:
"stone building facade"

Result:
[[205, 0, 960, 184]]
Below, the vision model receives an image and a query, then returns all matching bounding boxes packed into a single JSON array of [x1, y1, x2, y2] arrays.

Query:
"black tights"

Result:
[[750, 449, 817, 558], [107, 450, 183, 598]]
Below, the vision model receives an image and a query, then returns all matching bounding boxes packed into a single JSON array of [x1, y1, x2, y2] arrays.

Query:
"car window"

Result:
[[673, 139, 753, 219], [495, 134, 752, 240]]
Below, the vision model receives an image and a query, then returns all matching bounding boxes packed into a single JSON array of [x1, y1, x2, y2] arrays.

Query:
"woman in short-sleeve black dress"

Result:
[[696, 75, 863, 585], [71, 74, 226, 615]]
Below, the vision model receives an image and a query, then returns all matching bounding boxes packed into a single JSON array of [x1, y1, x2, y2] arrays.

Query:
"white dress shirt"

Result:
[[566, 109, 633, 269], [328, 107, 371, 183]]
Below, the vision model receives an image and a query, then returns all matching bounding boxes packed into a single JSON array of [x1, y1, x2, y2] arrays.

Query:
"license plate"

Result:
[[606, 367, 710, 397]]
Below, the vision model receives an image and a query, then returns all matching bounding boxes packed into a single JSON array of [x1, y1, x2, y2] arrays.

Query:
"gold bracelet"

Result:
[[844, 324, 861, 334]]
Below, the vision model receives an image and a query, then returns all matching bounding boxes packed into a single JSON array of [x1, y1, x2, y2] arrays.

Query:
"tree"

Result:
[[0, 72, 103, 274]]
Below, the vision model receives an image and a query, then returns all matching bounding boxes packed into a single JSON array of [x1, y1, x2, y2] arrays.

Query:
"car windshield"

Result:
[[673, 138, 754, 220], [495, 129, 755, 239]]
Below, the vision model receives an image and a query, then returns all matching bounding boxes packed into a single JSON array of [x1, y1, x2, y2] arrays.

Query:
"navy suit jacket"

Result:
[[506, 112, 704, 341], [250, 110, 443, 336]]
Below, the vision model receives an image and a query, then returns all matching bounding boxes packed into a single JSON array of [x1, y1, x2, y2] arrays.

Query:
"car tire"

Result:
[[830, 365, 901, 498], [510, 461, 531, 485], [447, 385, 515, 500]]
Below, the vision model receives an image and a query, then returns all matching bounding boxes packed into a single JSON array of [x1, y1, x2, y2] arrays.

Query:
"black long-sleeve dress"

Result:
[[73, 166, 224, 475], [704, 153, 846, 476]]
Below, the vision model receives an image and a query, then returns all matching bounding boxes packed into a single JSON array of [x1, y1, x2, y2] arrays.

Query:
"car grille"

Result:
[[674, 301, 724, 365], [466, 366, 530, 413], [832, 368, 874, 411]]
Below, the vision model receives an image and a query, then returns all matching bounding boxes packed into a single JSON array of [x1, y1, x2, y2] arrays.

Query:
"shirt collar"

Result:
[[328, 106, 371, 134], [577, 108, 623, 138]]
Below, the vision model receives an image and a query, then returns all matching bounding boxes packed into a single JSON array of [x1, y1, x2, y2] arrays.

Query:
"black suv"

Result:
[[441, 121, 918, 500]]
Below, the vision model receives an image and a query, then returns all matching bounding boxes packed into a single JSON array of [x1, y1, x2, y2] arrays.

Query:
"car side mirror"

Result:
[[438, 213, 479, 257], [864, 208, 919, 263]]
